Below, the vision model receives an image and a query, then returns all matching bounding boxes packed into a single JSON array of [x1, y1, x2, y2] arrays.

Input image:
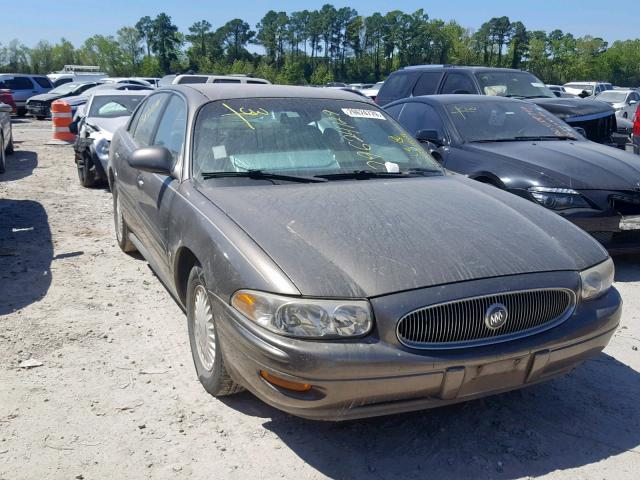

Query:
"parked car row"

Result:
[[96, 82, 625, 421]]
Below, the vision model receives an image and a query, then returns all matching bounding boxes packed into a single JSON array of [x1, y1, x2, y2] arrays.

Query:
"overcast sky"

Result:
[[1, 0, 633, 48]]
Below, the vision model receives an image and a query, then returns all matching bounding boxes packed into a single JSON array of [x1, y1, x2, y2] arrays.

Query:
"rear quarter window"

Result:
[[33, 77, 52, 88], [377, 72, 421, 105], [177, 76, 208, 84]]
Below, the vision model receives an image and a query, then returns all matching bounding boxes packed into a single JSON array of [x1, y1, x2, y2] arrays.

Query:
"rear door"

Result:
[[135, 94, 187, 275]]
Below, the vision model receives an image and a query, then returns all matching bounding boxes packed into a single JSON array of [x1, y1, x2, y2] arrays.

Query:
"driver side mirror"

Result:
[[579, 90, 590, 98], [128, 146, 174, 175], [573, 126, 587, 138], [415, 129, 445, 146], [629, 100, 637, 105]]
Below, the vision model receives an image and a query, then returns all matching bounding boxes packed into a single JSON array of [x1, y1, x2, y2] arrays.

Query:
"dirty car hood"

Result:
[[464, 141, 640, 190], [531, 97, 614, 121], [198, 177, 606, 298]]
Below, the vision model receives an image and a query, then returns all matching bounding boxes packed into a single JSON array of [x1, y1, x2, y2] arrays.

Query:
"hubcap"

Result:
[[193, 285, 216, 370], [115, 191, 123, 243]]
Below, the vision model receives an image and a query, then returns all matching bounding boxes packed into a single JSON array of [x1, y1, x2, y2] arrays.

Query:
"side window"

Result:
[[384, 104, 404, 120], [152, 95, 187, 162], [397, 102, 445, 137], [177, 76, 208, 84], [77, 83, 96, 94], [1, 76, 34, 90], [440, 74, 476, 94], [33, 77, 52, 88], [377, 72, 421, 104], [213, 79, 241, 83], [132, 93, 169, 146], [412, 72, 443, 96]]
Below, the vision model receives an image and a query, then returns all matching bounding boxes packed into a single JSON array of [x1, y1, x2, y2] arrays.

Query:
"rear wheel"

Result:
[[187, 265, 242, 397], [112, 183, 136, 253]]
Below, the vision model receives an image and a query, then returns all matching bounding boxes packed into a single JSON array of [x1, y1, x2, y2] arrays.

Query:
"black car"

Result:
[[26, 81, 100, 119], [385, 94, 640, 253], [108, 84, 620, 420], [376, 66, 622, 147]]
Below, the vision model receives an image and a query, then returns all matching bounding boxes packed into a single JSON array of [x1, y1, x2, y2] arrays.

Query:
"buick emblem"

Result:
[[485, 303, 508, 330]]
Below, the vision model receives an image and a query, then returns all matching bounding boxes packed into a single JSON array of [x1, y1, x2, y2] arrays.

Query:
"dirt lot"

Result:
[[1, 118, 639, 480]]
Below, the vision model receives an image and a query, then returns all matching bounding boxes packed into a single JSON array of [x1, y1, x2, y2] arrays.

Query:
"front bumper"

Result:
[[213, 275, 621, 421], [26, 103, 50, 118]]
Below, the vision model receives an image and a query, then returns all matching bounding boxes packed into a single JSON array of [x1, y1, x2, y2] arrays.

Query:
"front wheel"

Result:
[[77, 153, 96, 188], [5, 131, 13, 155], [187, 265, 242, 397], [112, 183, 136, 253]]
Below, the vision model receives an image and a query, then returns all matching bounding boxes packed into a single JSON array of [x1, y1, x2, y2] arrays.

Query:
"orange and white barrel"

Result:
[[50, 100, 75, 143]]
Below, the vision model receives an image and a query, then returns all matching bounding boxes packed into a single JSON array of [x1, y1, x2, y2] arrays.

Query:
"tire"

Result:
[[16, 108, 26, 117], [186, 265, 242, 397], [5, 130, 13, 155], [0, 133, 5, 174], [36, 116, 46, 120], [77, 152, 96, 188], [112, 183, 137, 253]]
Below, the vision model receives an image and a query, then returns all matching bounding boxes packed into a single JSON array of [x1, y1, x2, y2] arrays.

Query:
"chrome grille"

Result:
[[397, 289, 575, 349]]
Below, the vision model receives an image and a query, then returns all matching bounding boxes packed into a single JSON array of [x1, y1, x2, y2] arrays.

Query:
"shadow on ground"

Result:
[[613, 255, 640, 282], [0, 150, 38, 182], [223, 353, 639, 479], [0, 199, 52, 315]]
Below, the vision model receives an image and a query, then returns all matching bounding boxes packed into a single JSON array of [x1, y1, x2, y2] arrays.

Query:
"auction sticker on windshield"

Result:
[[341, 108, 386, 120]]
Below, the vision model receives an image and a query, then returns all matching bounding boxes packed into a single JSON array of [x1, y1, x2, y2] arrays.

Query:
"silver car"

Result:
[[0, 74, 53, 116], [596, 89, 640, 119], [0, 101, 14, 173], [72, 90, 148, 187]]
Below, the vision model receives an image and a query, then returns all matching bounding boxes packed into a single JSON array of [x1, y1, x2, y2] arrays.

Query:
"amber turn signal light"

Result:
[[260, 370, 312, 392]]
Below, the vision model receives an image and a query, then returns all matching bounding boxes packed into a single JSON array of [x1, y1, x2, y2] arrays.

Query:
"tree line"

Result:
[[1, 6, 639, 86]]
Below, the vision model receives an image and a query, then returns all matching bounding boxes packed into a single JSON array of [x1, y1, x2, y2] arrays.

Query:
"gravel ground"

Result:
[[1, 118, 639, 480]]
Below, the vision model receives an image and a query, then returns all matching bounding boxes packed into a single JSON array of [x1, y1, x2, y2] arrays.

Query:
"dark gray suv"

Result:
[[376, 66, 619, 146], [108, 84, 621, 420]]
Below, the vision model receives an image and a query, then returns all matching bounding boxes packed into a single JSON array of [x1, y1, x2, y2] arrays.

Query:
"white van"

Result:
[[48, 65, 108, 87]]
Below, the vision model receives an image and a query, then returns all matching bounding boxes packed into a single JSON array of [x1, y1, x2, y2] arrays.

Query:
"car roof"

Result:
[[401, 65, 526, 74], [164, 84, 375, 103], [91, 90, 150, 97], [407, 94, 526, 105]]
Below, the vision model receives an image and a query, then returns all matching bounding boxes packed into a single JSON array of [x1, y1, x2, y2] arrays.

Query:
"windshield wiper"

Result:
[[513, 135, 577, 141], [201, 170, 327, 183], [472, 135, 576, 143], [316, 169, 441, 180]]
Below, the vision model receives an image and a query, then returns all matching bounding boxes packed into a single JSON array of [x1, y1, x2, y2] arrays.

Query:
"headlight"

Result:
[[580, 257, 614, 300], [528, 187, 590, 210], [231, 290, 373, 338], [95, 138, 110, 159]]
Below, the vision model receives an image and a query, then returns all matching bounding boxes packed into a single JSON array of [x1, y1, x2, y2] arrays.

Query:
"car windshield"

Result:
[[475, 71, 555, 99], [192, 98, 442, 179], [445, 100, 579, 142], [88, 95, 145, 118], [49, 83, 83, 94], [597, 91, 628, 103]]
